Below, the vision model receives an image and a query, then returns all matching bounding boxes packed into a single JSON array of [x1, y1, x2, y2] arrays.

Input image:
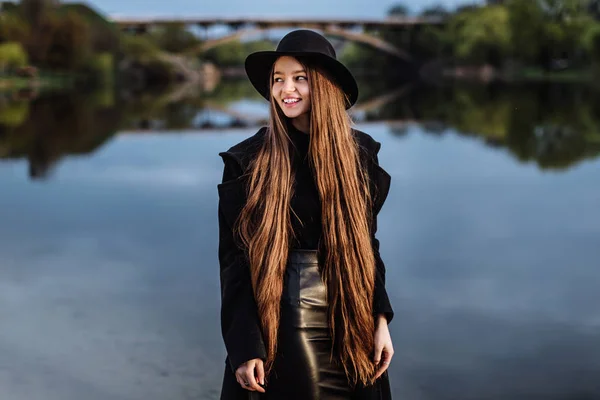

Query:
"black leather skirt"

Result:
[[223, 249, 391, 400], [263, 249, 351, 400]]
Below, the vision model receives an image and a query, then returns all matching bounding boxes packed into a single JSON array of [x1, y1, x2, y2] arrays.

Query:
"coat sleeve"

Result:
[[370, 142, 394, 324], [218, 153, 267, 373]]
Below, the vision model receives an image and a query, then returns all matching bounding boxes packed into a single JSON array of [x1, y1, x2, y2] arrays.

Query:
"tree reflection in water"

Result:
[[1, 79, 600, 180]]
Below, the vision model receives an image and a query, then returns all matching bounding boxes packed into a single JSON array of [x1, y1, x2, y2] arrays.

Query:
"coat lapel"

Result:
[[217, 126, 392, 226]]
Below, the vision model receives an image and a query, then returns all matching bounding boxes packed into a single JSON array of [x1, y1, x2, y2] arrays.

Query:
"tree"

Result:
[[0, 12, 30, 43], [19, 0, 57, 28], [45, 11, 91, 70], [420, 4, 450, 18], [387, 4, 409, 17], [148, 23, 202, 54], [450, 5, 511, 66], [0, 42, 29, 71]]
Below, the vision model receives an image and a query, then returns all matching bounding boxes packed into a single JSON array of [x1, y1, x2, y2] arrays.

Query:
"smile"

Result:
[[283, 98, 300, 104]]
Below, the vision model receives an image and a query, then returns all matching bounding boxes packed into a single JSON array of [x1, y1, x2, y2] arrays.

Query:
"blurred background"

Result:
[[1, 0, 600, 399]]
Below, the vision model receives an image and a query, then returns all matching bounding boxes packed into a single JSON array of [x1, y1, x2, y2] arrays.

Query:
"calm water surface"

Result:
[[1, 119, 600, 399]]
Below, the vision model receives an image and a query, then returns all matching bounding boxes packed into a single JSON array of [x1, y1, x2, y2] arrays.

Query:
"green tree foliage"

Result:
[[0, 12, 30, 42], [369, 0, 600, 74], [120, 34, 161, 61], [388, 4, 409, 16], [583, 21, 600, 63], [506, 0, 598, 69], [19, 0, 57, 28], [0, 41, 29, 71], [45, 11, 91, 70], [0, 100, 29, 127], [449, 5, 511, 66], [146, 23, 201, 53], [59, 3, 120, 53], [202, 39, 273, 67], [421, 4, 450, 18]]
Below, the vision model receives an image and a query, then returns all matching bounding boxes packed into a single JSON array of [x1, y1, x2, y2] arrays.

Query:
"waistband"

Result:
[[288, 249, 318, 264]]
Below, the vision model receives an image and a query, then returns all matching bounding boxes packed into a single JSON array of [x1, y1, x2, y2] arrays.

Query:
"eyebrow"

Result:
[[273, 70, 306, 75]]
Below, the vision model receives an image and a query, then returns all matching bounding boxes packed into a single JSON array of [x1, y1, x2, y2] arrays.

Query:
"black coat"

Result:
[[217, 127, 394, 400]]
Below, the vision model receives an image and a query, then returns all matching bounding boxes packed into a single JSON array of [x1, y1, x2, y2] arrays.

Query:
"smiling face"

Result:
[[271, 56, 311, 131]]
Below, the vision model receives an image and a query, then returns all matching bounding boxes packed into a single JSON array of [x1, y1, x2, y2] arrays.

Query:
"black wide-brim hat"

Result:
[[244, 29, 359, 109]]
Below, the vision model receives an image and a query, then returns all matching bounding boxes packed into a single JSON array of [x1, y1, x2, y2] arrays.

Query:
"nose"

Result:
[[283, 78, 296, 93]]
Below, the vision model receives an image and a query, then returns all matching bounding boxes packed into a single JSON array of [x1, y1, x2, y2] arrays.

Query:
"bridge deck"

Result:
[[111, 16, 444, 27]]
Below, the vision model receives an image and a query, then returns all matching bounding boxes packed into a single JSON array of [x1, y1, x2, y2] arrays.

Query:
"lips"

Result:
[[282, 97, 301, 108]]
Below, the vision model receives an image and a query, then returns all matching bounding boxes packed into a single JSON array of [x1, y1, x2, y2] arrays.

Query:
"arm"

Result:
[[371, 147, 394, 324], [218, 155, 267, 373], [372, 217, 394, 324], [370, 145, 395, 380]]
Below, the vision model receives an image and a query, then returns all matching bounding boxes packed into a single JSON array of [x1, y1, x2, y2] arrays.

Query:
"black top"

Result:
[[287, 123, 322, 249], [220, 122, 323, 250]]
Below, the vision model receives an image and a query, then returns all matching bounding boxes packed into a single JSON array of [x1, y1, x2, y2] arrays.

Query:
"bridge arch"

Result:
[[193, 27, 413, 62]]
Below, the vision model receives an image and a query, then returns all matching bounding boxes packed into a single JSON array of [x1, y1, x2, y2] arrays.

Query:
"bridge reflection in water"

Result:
[[125, 84, 414, 133]]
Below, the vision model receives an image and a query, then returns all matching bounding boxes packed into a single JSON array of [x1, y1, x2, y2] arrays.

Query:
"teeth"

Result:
[[284, 98, 300, 104]]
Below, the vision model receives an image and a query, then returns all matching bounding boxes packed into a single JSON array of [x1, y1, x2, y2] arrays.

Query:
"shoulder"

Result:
[[351, 128, 382, 158], [351, 128, 391, 214], [218, 126, 268, 172]]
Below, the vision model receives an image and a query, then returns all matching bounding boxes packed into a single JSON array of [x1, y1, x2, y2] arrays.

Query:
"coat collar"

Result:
[[218, 126, 391, 215]]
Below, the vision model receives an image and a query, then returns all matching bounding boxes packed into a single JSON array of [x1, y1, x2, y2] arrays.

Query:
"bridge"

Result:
[[110, 16, 445, 62], [111, 16, 444, 30]]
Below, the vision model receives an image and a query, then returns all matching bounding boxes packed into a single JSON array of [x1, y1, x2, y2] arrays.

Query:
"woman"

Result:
[[217, 29, 394, 400]]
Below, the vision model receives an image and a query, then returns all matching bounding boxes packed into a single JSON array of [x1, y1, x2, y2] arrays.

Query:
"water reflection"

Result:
[[2, 79, 600, 180], [1, 82, 600, 399]]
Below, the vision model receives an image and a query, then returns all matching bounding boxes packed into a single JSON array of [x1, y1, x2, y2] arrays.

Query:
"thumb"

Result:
[[255, 359, 265, 385]]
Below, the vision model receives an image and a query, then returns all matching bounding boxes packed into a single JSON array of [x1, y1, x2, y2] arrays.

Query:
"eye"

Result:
[[296, 76, 307, 81], [273, 77, 283, 83]]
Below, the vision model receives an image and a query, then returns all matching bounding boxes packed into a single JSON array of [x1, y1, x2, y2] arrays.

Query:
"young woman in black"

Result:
[[217, 29, 394, 400]]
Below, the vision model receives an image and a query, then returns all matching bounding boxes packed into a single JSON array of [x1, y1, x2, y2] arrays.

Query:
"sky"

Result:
[[64, 0, 480, 19]]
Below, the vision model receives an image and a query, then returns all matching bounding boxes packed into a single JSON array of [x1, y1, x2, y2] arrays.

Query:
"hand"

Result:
[[235, 358, 266, 393], [373, 314, 394, 380]]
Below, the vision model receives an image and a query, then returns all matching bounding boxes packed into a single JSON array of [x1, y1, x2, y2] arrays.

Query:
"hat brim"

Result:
[[244, 51, 359, 110]]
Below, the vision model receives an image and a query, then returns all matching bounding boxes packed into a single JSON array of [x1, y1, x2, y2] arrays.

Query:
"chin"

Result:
[[284, 109, 308, 119]]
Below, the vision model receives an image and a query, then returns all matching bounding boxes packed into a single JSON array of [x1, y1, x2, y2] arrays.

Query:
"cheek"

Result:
[[300, 86, 310, 104]]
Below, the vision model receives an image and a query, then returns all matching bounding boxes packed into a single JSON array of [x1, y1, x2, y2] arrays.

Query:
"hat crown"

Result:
[[275, 30, 337, 59]]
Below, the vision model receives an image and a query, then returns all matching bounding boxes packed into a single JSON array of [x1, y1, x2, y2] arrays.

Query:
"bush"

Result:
[[0, 42, 29, 72]]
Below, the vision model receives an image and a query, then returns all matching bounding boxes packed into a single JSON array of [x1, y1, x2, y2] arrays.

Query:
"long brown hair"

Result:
[[235, 57, 377, 387]]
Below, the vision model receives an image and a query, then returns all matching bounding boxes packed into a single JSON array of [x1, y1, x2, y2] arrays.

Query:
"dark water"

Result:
[[1, 81, 600, 399]]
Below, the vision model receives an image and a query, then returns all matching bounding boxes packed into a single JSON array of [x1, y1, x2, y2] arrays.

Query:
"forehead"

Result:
[[273, 56, 304, 73]]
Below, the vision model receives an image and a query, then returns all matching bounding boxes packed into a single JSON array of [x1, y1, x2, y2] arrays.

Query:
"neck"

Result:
[[291, 114, 309, 134]]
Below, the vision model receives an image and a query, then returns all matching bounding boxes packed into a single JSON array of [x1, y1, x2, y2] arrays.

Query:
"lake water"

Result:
[[1, 82, 600, 399]]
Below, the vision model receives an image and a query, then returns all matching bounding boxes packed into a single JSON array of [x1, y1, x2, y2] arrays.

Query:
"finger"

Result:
[[373, 362, 388, 380], [255, 359, 265, 386], [374, 350, 393, 380], [373, 343, 383, 364], [235, 372, 246, 388], [244, 368, 265, 393]]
